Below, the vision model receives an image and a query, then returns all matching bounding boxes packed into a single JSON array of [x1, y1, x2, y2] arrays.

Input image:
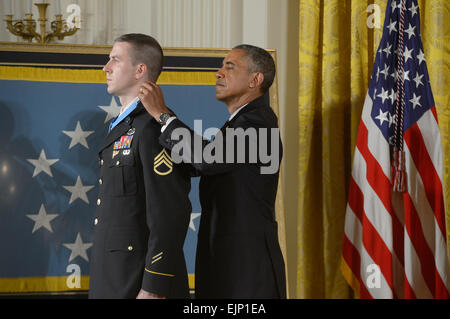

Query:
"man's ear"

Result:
[[249, 72, 264, 89], [136, 63, 147, 80]]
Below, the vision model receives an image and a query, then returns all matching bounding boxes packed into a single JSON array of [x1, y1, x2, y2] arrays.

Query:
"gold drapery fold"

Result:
[[297, 0, 449, 298]]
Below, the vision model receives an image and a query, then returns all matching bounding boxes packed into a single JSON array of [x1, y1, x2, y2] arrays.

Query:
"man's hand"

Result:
[[136, 288, 166, 299], [138, 81, 170, 121]]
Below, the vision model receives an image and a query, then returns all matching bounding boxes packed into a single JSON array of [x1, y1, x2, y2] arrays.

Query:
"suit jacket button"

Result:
[[97, 198, 101, 206], [94, 218, 98, 225], [128, 245, 133, 251], [98, 178, 103, 185], [100, 159, 104, 166], [116, 161, 120, 166]]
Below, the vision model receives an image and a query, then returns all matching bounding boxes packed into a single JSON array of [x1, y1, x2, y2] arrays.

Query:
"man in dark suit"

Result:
[[138, 44, 286, 298], [89, 33, 192, 299]]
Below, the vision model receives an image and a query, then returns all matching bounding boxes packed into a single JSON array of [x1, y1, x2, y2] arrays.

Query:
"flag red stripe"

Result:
[[403, 192, 450, 298], [342, 234, 373, 299], [430, 105, 438, 124], [404, 273, 417, 299], [347, 176, 396, 295], [356, 120, 404, 266], [404, 123, 446, 237]]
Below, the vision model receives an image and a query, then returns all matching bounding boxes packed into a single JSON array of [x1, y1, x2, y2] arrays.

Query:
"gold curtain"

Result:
[[297, 0, 450, 298]]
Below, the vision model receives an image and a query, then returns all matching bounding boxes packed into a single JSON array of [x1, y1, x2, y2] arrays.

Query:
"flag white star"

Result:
[[377, 87, 389, 104], [379, 63, 390, 80], [409, 93, 422, 109], [387, 19, 397, 34], [389, 89, 397, 105], [98, 97, 121, 123], [62, 121, 94, 150], [391, 0, 400, 13], [189, 213, 201, 232], [403, 46, 413, 63], [409, 2, 419, 17], [26, 204, 58, 233], [383, 43, 392, 58], [388, 112, 396, 128], [413, 72, 424, 88], [404, 23, 416, 39], [27, 149, 59, 178], [417, 49, 426, 65], [63, 233, 93, 262], [63, 176, 95, 204], [375, 109, 389, 126]]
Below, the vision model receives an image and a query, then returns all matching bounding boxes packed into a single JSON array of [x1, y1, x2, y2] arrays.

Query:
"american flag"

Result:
[[341, 0, 449, 298]]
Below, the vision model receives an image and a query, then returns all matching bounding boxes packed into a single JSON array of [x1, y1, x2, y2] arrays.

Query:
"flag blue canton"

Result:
[[369, 0, 435, 143]]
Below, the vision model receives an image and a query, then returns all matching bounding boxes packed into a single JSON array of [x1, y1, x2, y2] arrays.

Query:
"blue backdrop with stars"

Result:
[[0, 77, 227, 292]]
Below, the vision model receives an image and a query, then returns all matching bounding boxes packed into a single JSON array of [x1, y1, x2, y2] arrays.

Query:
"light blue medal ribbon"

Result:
[[108, 98, 140, 132]]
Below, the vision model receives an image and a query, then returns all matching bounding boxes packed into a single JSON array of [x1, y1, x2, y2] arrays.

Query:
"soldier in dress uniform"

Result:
[[88, 33, 192, 299]]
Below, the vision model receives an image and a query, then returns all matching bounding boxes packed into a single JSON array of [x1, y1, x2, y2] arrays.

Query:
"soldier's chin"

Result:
[[106, 86, 115, 95]]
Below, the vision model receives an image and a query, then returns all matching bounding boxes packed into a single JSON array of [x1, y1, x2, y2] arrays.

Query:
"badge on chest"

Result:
[[112, 134, 134, 159]]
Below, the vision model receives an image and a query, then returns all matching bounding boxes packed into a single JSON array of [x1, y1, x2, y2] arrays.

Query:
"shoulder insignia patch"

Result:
[[154, 149, 173, 176]]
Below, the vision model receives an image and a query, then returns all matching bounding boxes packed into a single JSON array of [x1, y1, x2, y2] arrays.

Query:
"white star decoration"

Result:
[[62, 121, 94, 149], [413, 72, 424, 88], [375, 109, 389, 126], [387, 19, 397, 35], [409, 2, 419, 17], [409, 93, 422, 109], [404, 23, 416, 40], [403, 46, 413, 63], [417, 50, 426, 65], [63, 176, 94, 204], [189, 213, 201, 232], [63, 233, 93, 262], [27, 149, 59, 178], [377, 87, 389, 104], [26, 204, 58, 233], [98, 97, 121, 123]]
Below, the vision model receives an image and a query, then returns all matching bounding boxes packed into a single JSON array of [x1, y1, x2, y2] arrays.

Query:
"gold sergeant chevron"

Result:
[[153, 149, 173, 176]]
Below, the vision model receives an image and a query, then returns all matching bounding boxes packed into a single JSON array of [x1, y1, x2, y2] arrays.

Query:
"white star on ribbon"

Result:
[[26, 204, 58, 233], [62, 121, 94, 150], [26, 149, 59, 178], [63, 176, 95, 204], [189, 213, 201, 232], [63, 233, 93, 262], [98, 97, 121, 123]]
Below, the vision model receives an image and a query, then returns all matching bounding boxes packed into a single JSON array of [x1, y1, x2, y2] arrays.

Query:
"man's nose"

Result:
[[215, 70, 223, 79], [103, 60, 111, 73]]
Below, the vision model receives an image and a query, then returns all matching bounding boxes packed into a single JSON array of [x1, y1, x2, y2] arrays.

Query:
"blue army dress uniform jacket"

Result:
[[159, 95, 287, 298], [89, 103, 192, 299]]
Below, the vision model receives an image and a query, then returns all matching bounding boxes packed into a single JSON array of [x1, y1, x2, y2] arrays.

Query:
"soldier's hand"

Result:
[[136, 288, 166, 299], [139, 81, 169, 121]]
